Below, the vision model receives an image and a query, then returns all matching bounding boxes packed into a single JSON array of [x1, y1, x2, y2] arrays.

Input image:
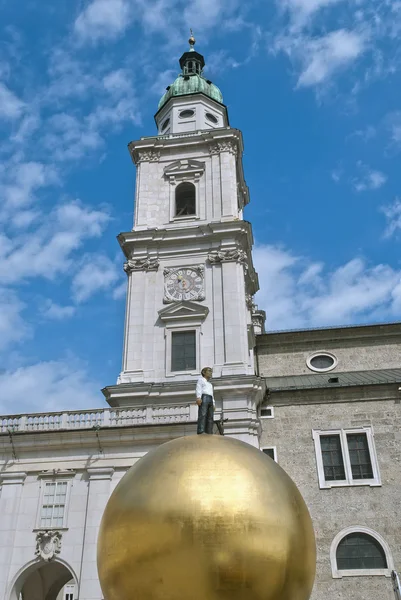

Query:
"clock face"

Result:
[[164, 268, 204, 302]]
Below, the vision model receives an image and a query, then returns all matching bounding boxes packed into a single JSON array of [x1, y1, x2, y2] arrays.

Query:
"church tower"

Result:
[[103, 35, 266, 446]]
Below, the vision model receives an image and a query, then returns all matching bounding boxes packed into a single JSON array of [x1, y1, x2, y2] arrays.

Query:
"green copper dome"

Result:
[[158, 36, 223, 110], [158, 73, 223, 110]]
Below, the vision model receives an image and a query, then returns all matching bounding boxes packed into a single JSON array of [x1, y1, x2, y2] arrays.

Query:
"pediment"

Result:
[[164, 159, 205, 178], [158, 301, 209, 323]]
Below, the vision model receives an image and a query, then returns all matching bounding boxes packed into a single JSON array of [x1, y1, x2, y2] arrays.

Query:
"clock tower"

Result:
[[102, 35, 266, 446]]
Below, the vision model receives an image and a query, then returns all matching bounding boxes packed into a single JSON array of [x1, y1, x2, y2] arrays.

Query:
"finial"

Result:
[[189, 29, 196, 50]]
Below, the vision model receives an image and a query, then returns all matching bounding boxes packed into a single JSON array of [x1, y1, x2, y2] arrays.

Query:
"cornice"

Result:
[[128, 127, 244, 165], [117, 221, 255, 264], [256, 322, 401, 351], [267, 382, 401, 406]]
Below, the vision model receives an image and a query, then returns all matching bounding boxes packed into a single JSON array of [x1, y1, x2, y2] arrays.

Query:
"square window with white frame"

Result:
[[39, 480, 69, 528], [312, 427, 381, 489]]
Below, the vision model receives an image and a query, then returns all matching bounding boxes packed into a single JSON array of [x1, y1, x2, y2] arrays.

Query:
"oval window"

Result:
[[307, 352, 337, 372], [206, 112, 218, 124], [161, 118, 170, 131], [179, 109, 195, 118]]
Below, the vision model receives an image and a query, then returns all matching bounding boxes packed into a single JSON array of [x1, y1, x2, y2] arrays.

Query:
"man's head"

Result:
[[201, 367, 213, 380]]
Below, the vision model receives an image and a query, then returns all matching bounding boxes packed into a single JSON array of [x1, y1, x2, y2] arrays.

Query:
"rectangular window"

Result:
[[320, 435, 346, 481], [260, 406, 274, 419], [40, 481, 68, 528], [313, 427, 380, 489], [346, 433, 373, 479], [171, 331, 196, 372]]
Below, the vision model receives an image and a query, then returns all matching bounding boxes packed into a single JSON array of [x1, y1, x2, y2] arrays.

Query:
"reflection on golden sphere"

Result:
[[98, 435, 316, 600]]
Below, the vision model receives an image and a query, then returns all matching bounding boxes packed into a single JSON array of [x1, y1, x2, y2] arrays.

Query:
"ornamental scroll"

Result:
[[124, 257, 160, 274], [209, 140, 238, 156], [208, 249, 248, 272]]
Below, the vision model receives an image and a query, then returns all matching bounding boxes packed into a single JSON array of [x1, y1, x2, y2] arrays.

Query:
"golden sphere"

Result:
[[97, 435, 316, 600]]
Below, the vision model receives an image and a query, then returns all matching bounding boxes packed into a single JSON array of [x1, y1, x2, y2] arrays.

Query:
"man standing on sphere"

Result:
[[196, 367, 214, 434]]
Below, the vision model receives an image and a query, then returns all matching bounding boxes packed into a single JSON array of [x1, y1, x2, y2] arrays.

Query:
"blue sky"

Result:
[[0, 0, 400, 415]]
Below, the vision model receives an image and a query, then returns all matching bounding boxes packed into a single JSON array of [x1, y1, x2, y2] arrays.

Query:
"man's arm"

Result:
[[195, 377, 202, 406]]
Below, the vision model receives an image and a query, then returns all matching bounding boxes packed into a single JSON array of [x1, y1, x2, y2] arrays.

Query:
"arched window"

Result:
[[175, 182, 196, 217], [337, 533, 387, 570]]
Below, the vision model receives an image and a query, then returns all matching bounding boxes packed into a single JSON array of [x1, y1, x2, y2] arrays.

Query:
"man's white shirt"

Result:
[[196, 376, 215, 406]]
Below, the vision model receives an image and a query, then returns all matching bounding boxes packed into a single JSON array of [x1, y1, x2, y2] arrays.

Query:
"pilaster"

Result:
[[78, 467, 114, 600]]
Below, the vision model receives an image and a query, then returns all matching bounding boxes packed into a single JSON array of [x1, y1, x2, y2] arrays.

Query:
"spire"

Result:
[[179, 31, 205, 76], [189, 29, 196, 51]]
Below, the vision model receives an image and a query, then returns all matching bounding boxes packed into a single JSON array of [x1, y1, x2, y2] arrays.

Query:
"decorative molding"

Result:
[[0, 472, 27, 485], [208, 249, 248, 271], [164, 159, 205, 183], [124, 257, 159, 274], [136, 149, 161, 163], [35, 531, 62, 562], [37, 470, 75, 479], [158, 300, 209, 325], [245, 294, 254, 311], [209, 140, 238, 156], [87, 467, 114, 481]]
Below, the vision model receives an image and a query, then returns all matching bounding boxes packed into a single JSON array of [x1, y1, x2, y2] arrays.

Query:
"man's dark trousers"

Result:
[[197, 394, 214, 434]]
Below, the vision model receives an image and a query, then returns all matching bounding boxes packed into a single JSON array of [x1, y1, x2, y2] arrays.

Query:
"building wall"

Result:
[[256, 325, 401, 377], [260, 397, 401, 600]]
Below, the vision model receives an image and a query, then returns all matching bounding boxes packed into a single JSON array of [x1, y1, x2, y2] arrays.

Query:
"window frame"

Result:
[[312, 427, 381, 489], [165, 326, 201, 377], [330, 526, 394, 578], [261, 446, 277, 462], [259, 405, 274, 419], [306, 351, 338, 373], [174, 181, 196, 218], [35, 477, 73, 530], [171, 329, 197, 373]]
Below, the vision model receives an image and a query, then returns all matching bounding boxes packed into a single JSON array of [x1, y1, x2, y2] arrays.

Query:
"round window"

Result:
[[179, 109, 195, 118], [307, 352, 337, 372], [205, 112, 218, 124], [161, 118, 170, 131]]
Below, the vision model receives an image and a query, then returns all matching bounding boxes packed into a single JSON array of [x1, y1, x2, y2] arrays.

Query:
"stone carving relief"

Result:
[[124, 257, 160, 274], [137, 149, 161, 163], [208, 249, 248, 272], [35, 531, 62, 562], [245, 293, 254, 311], [209, 140, 238, 156]]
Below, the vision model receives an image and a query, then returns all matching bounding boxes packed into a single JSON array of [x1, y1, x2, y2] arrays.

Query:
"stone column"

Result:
[[78, 467, 114, 600], [0, 472, 27, 599]]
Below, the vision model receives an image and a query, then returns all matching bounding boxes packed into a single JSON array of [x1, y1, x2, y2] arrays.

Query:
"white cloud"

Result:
[[353, 163, 387, 192], [74, 0, 131, 42], [296, 29, 368, 88], [382, 199, 401, 238], [0, 201, 111, 284], [0, 160, 58, 212], [280, 0, 346, 28], [72, 254, 120, 303], [254, 244, 401, 330], [41, 301, 76, 320], [0, 82, 25, 120], [0, 359, 102, 414], [0, 288, 30, 351]]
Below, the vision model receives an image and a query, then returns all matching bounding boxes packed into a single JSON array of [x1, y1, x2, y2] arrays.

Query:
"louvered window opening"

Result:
[[175, 182, 196, 216]]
